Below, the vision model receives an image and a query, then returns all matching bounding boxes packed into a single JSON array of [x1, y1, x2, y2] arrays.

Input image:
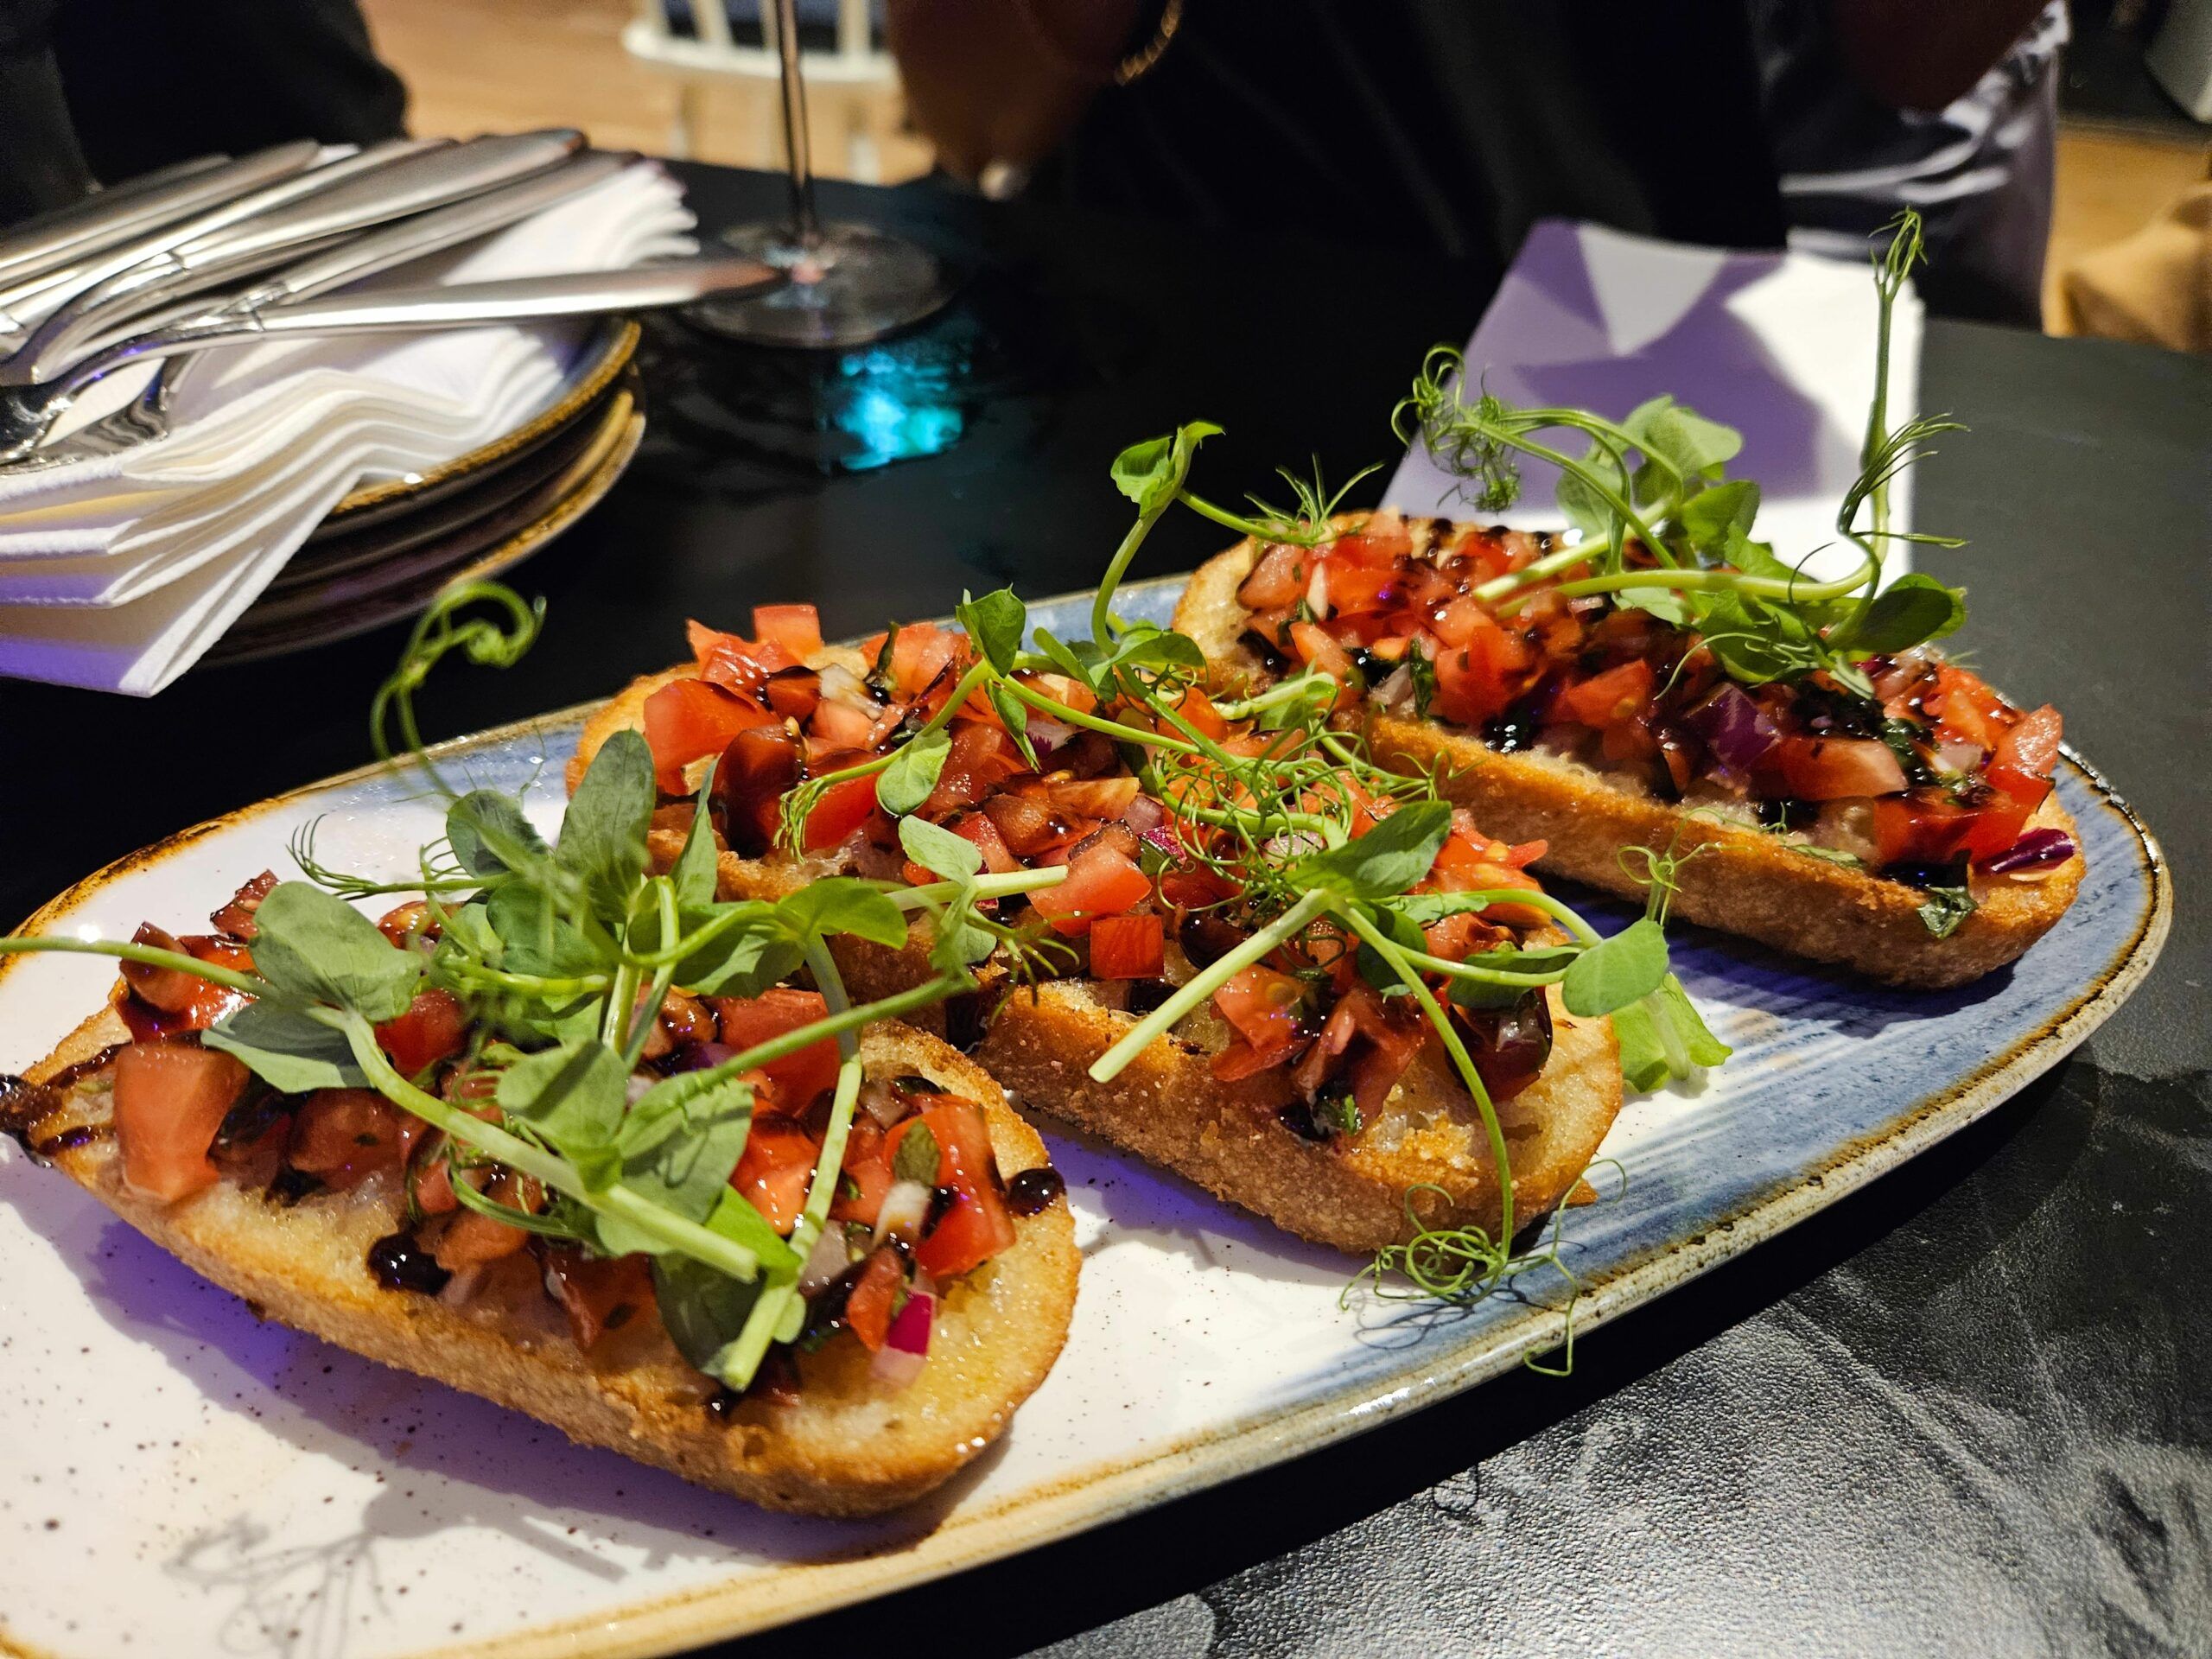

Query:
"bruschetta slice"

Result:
[[574, 608, 1629, 1256], [3, 870, 1077, 1519], [1174, 512, 2083, 988]]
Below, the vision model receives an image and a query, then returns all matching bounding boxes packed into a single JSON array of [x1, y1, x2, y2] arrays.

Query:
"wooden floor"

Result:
[[359, 0, 2209, 334]]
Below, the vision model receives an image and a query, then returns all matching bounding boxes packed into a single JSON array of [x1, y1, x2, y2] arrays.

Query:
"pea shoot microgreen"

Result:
[[1394, 211, 1968, 700], [0, 582, 1017, 1395]]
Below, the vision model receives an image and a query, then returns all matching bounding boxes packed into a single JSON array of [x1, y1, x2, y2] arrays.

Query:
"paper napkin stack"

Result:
[[0, 160, 695, 695]]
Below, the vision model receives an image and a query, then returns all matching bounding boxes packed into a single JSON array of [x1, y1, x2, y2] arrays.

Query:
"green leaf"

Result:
[[1104, 623, 1206, 677], [447, 790, 547, 880], [955, 588, 1027, 673], [1027, 626, 1102, 693], [989, 681, 1038, 768], [1553, 455, 1617, 546], [899, 814, 982, 881], [670, 763, 721, 911], [876, 725, 950, 817], [653, 1243, 770, 1383], [494, 1041, 628, 1188], [556, 728, 655, 922], [1109, 420, 1222, 516], [591, 1062, 755, 1255], [1627, 397, 1741, 502], [1404, 639, 1438, 719], [1675, 478, 1761, 558], [1560, 918, 1669, 1017], [202, 1003, 366, 1093], [893, 1121, 938, 1185], [484, 881, 599, 979], [1612, 973, 1732, 1090], [1915, 882, 1976, 939], [773, 878, 908, 950], [249, 881, 423, 1022], [1830, 573, 1967, 655], [1294, 801, 1451, 900], [676, 911, 802, 999]]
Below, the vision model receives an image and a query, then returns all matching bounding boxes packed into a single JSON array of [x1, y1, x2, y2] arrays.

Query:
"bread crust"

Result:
[[1173, 528, 2085, 989], [16, 1004, 1077, 1518], [578, 667, 1624, 1254]]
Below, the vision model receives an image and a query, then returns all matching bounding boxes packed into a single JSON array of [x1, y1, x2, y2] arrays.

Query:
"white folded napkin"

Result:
[[0, 159, 695, 694], [1384, 218, 1923, 578]]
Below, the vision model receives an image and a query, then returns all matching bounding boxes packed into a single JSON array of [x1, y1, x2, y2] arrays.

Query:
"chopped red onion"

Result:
[[1985, 829, 2077, 874], [1374, 664, 1414, 709], [1026, 715, 1077, 753], [1122, 792, 1166, 835], [874, 1178, 931, 1246], [680, 1040, 737, 1071], [1686, 683, 1780, 770], [858, 1079, 908, 1128], [1139, 824, 1186, 867], [870, 1286, 935, 1388]]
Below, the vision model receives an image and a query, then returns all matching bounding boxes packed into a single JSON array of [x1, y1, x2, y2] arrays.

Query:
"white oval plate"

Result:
[[0, 576, 2169, 1659]]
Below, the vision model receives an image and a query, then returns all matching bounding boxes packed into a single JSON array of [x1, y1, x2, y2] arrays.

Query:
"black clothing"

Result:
[[1046, 1, 1790, 308]]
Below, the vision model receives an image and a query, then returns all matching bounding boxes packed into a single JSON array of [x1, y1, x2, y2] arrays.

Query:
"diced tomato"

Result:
[[1324, 558, 1399, 618], [1211, 1037, 1282, 1081], [1048, 776, 1140, 820], [830, 1121, 893, 1227], [947, 810, 1019, 874], [1431, 620, 1529, 728], [1028, 844, 1152, 937], [374, 988, 470, 1079], [118, 924, 248, 1034], [1429, 595, 1488, 649], [208, 871, 278, 938], [287, 1088, 426, 1190], [1090, 913, 1164, 980], [542, 1247, 655, 1350], [710, 987, 842, 1109], [842, 1246, 907, 1351], [641, 677, 775, 796], [1926, 664, 2009, 751], [1961, 792, 2038, 862], [376, 900, 435, 950], [430, 1172, 537, 1269], [889, 623, 963, 698], [802, 770, 880, 852], [761, 666, 822, 721], [1555, 659, 1656, 728], [1172, 686, 1230, 741], [714, 724, 804, 856], [1503, 838, 1548, 868], [752, 603, 823, 659], [982, 788, 1081, 860], [1872, 797, 1979, 866], [111, 1043, 249, 1203], [732, 1116, 818, 1235], [1211, 964, 1306, 1060], [888, 1102, 1017, 1278], [922, 722, 1026, 818], [1289, 620, 1358, 689], [1236, 545, 1311, 610], [1987, 704, 2062, 800], [1332, 987, 1428, 1119], [807, 696, 880, 753], [1773, 736, 1908, 801]]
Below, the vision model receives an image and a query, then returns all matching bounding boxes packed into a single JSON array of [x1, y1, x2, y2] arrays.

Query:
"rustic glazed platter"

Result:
[[0, 576, 2168, 1659]]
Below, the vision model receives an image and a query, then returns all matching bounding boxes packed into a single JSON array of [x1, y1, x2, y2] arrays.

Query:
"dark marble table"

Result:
[[0, 164, 2202, 1657]]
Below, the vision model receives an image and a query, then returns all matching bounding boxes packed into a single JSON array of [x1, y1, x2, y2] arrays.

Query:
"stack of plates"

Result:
[[204, 320, 644, 664]]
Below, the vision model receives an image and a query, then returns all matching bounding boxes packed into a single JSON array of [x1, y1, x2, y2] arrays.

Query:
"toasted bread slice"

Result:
[[10, 1007, 1077, 1517], [578, 668, 1624, 1253], [1174, 520, 2084, 989]]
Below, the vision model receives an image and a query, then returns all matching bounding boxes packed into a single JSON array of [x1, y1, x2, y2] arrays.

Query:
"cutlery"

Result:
[[42, 150, 633, 464], [0, 256, 783, 465], [0, 140, 327, 335], [0, 152, 302, 293], [1, 132, 587, 384]]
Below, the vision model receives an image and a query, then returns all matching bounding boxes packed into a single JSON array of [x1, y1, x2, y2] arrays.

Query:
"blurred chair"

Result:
[[624, 0, 905, 181]]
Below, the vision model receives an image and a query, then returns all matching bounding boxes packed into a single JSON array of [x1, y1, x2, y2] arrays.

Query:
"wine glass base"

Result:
[[686, 221, 953, 348]]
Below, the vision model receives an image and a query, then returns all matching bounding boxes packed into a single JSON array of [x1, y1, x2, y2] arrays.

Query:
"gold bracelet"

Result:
[[1014, 0, 1185, 88]]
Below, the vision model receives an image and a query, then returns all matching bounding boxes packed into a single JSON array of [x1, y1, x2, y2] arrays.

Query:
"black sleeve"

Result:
[[0, 0, 97, 226]]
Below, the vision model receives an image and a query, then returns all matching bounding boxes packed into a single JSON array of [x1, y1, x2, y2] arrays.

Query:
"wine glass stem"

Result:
[[771, 0, 819, 248]]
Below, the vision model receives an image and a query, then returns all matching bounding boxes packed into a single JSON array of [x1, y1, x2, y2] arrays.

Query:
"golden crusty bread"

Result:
[[1173, 518, 2084, 989], [576, 666, 1624, 1253], [12, 1005, 1077, 1518]]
